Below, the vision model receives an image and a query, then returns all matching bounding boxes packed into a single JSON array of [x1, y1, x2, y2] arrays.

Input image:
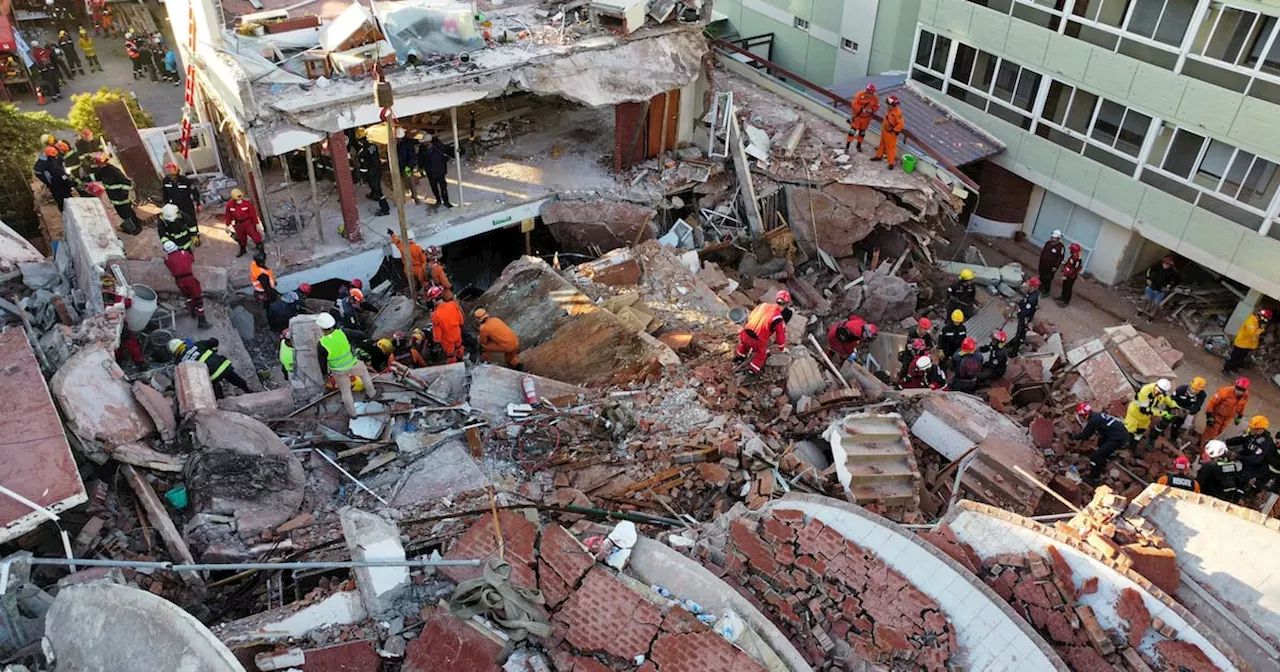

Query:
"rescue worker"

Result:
[[733, 290, 791, 375], [1156, 376, 1207, 443], [1058, 242, 1083, 307], [88, 153, 140, 233], [844, 84, 879, 154], [937, 309, 967, 364], [1069, 402, 1131, 484], [897, 337, 932, 381], [1197, 440, 1244, 502], [1144, 256, 1178, 312], [1224, 307, 1270, 375], [424, 245, 452, 299], [266, 285, 307, 334], [59, 141, 81, 180], [978, 330, 1011, 383], [388, 228, 427, 288], [899, 355, 946, 390], [1124, 378, 1175, 448], [826, 315, 877, 362], [125, 31, 143, 79], [1038, 230, 1065, 297], [157, 203, 197, 252], [419, 133, 456, 209], [870, 95, 904, 170], [946, 269, 977, 317], [356, 136, 390, 216], [78, 28, 102, 72], [1225, 414, 1274, 493], [49, 38, 73, 82], [949, 337, 984, 393], [1155, 456, 1201, 493], [162, 162, 201, 224], [333, 288, 370, 332], [907, 317, 935, 351], [162, 239, 208, 328], [387, 331, 427, 368], [396, 128, 421, 202], [1203, 379, 1250, 443], [1010, 278, 1041, 356], [224, 188, 263, 257], [316, 312, 378, 416], [30, 42, 60, 100], [169, 338, 251, 397], [428, 285, 465, 364], [74, 129, 98, 179], [475, 308, 521, 369], [34, 146, 75, 212], [56, 30, 84, 76], [279, 328, 294, 378], [249, 251, 276, 303]]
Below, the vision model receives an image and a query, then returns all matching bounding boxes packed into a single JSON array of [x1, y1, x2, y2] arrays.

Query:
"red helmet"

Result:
[[350, 279, 363, 290], [1259, 308, 1273, 321], [297, 283, 311, 295], [1174, 455, 1191, 472], [886, 95, 900, 106], [960, 337, 977, 353], [1027, 277, 1042, 289], [1069, 242, 1081, 253], [425, 286, 444, 301], [281, 328, 291, 340], [79, 128, 93, 138], [84, 181, 105, 196], [863, 323, 878, 339], [92, 153, 109, 166], [865, 84, 876, 93], [163, 162, 179, 174], [1236, 377, 1250, 390], [392, 330, 406, 342], [917, 317, 932, 330], [425, 245, 442, 258], [1075, 402, 1092, 418], [992, 330, 1008, 343], [775, 290, 791, 304], [1162, 255, 1175, 266], [910, 338, 926, 351]]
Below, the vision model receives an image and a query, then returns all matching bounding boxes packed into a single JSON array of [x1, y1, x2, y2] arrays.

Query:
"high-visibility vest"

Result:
[[320, 330, 358, 372], [744, 302, 782, 336], [280, 341, 294, 373], [195, 348, 231, 381]]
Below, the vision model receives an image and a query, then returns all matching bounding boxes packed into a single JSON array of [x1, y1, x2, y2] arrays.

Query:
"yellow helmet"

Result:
[[1190, 376, 1206, 392], [959, 269, 975, 281], [230, 188, 244, 200], [950, 309, 965, 323], [376, 338, 394, 354], [354, 127, 368, 139], [1249, 415, 1270, 431]]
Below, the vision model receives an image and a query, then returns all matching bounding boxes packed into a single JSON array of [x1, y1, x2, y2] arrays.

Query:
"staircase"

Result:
[[825, 412, 921, 510]]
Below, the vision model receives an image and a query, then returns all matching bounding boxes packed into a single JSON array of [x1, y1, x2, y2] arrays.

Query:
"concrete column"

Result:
[[62, 198, 125, 316], [328, 132, 361, 242], [1225, 288, 1263, 337], [287, 314, 326, 404]]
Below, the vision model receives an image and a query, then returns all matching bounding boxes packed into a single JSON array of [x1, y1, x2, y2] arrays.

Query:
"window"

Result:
[[914, 30, 951, 74], [841, 38, 858, 54], [793, 17, 809, 31], [1126, 0, 1197, 46], [933, 38, 1040, 129], [1035, 80, 1151, 173], [1142, 121, 1280, 222], [962, 0, 1064, 30]]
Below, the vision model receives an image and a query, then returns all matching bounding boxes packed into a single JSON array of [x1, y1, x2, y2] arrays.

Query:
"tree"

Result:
[[0, 104, 69, 237], [67, 87, 154, 138]]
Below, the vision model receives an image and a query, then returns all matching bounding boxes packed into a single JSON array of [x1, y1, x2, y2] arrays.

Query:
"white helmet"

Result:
[[407, 230, 417, 241], [160, 203, 180, 221], [1205, 440, 1227, 459], [915, 355, 932, 369], [162, 240, 178, 254], [1051, 229, 1062, 239], [167, 338, 185, 355], [1156, 378, 1172, 393], [315, 313, 336, 329]]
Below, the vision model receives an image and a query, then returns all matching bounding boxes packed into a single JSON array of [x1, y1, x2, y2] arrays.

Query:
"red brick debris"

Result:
[[923, 524, 1219, 672], [702, 510, 957, 670]]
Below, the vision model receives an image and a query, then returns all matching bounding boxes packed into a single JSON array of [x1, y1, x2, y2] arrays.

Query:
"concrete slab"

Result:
[[1103, 324, 1177, 382], [132, 381, 177, 442], [396, 362, 467, 402], [1067, 341, 1134, 405], [216, 591, 366, 646], [62, 197, 125, 316], [391, 440, 490, 506], [187, 410, 305, 537], [176, 361, 218, 415], [473, 255, 596, 349], [288, 314, 327, 403], [938, 261, 1000, 286], [0, 331, 87, 543], [123, 258, 229, 297], [45, 582, 243, 672], [339, 507, 409, 619], [402, 609, 504, 672], [468, 364, 587, 425], [217, 386, 295, 418], [49, 345, 154, 451]]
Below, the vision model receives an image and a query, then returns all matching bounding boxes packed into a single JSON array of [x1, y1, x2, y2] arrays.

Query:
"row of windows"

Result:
[[914, 30, 1280, 233], [960, 0, 1280, 105]]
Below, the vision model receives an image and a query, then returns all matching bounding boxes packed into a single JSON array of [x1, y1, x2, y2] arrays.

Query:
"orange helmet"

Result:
[[348, 288, 364, 303], [43, 146, 58, 157], [55, 141, 69, 152], [163, 162, 179, 174]]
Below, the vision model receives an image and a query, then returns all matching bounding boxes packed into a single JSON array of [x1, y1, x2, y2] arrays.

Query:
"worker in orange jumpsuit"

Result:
[[733, 290, 791, 375], [871, 95, 904, 170], [388, 228, 428, 287], [427, 285, 465, 363], [249, 251, 276, 303], [474, 308, 521, 368], [845, 84, 879, 154], [1202, 378, 1251, 442], [424, 244, 453, 300]]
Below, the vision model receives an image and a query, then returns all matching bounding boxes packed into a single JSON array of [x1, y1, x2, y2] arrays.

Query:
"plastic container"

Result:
[[125, 284, 158, 332], [901, 154, 917, 173], [164, 486, 188, 509], [146, 329, 174, 362]]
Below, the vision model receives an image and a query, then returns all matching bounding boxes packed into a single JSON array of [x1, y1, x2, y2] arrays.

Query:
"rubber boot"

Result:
[[856, 141, 862, 153], [197, 315, 210, 329], [237, 244, 247, 258]]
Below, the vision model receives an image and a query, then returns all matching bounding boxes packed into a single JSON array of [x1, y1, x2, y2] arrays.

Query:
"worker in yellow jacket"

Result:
[[1124, 378, 1176, 449], [1223, 307, 1271, 375]]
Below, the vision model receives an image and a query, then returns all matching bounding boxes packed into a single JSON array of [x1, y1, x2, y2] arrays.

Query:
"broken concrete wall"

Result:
[[62, 197, 126, 316], [49, 345, 154, 460], [473, 256, 591, 349], [0, 220, 44, 272], [46, 582, 245, 672], [339, 507, 410, 619], [944, 501, 1243, 671], [287, 314, 327, 403], [541, 200, 657, 254], [773, 495, 1064, 671], [786, 183, 915, 259], [123, 259, 229, 297], [469, 364, 586, 426]]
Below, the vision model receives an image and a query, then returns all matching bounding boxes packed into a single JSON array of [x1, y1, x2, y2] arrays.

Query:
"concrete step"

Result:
[[850, 480, 918, 506], [837, 441, 911, 462], [846, 460, 918, 484]]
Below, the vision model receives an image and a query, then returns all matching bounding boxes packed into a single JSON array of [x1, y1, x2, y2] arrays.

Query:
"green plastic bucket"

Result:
[[902, 154, 917, 173], [164, 486, 188, 509]]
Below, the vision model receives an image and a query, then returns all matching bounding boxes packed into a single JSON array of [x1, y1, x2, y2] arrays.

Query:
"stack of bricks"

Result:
[[701, 510, 957, 670], [1056, 486, 1180, 595]]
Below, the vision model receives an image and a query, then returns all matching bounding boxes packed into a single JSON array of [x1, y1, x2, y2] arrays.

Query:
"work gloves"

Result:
[[1235, 415, 1244, 425], [192, 235, 200, 247], [1207, 416, 1217, 426]]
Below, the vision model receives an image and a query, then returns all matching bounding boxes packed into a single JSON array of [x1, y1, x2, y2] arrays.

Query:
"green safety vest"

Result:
[[280, 341, 294, 373], [319, 329, 357, 372], [197, 348, 231, 381]]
